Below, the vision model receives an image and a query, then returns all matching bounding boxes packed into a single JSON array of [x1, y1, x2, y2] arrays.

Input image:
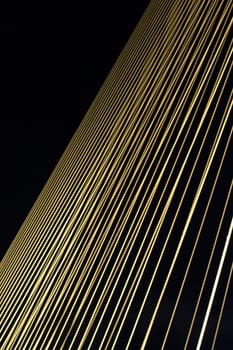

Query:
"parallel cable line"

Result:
[[161, 127, 232, 349], [0, 0, 163, 292], [140, 68, 232, 350], [1, 0, 195, 336], [1, 0, 171, 302], [54, 2, 226, 344], [0, 0, 206, 306], [84, 14, 231, 348], [0, 2, 162, 320], [1, 0, 232, 349], [184, 185, 233, 349], [24, 108, 171, 349], [110, 8, 232, 349]]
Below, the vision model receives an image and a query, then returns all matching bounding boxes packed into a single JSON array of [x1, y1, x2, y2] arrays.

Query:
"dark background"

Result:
[[1, 1, 150, 260]]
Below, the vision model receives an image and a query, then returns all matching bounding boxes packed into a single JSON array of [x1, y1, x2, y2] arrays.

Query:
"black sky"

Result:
[[1, 1, 150, 260]]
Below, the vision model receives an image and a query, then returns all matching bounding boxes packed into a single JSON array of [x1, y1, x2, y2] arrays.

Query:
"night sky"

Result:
[[1, 1, 150, 260]]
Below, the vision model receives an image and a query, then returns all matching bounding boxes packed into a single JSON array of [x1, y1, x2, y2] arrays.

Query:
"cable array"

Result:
[[1, 0, 232, 349]]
